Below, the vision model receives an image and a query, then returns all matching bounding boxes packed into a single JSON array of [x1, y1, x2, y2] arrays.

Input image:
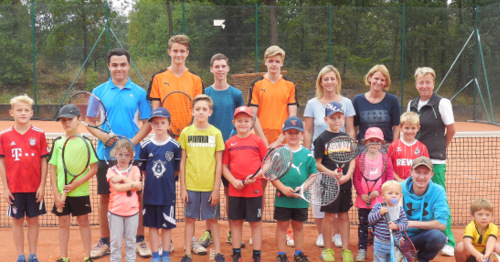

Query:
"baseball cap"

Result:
[[412, 156, 433, 171], [57, 104, 81, 120], [364, 127, 384, 141], [283, 116, 304, 132], [233, 106, 254, 119], [325, 102, 344, 117], [148, 107, 171, 122]]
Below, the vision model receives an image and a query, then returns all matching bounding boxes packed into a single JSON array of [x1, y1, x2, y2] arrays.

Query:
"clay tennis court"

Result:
[[0, 120, 499, 261]]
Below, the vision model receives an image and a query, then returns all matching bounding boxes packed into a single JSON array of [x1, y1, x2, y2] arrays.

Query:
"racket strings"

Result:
[[62, 137, 90, 176], [302, 173, 339, 206], [327, 137, 359, 163], [70, 92, 106, 126], [261, 146, 293, 180]]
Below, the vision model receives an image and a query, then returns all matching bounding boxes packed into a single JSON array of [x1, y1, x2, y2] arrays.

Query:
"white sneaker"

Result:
[[441, 244, 454, 256], [333, 234, 342, 248], [316, 234, 324, 247], [191, 236, 208, 255], [249, 237, 253, 245], [286, 230, 294, 247]]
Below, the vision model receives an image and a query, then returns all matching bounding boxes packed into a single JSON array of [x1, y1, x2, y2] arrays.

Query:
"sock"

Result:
[[295, 250, 303, 256], [152, 252, 160, 259], [18, 255, 26, 261], [278, 251, 286, 256], [136, 235, 145, 242], [253, 250, 261, 256], [28, 254, 36, 261], [101, 237, 110, 245]]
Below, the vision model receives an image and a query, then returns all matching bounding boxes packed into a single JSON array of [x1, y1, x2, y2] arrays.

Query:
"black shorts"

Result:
[[97, 160, 141, 194], [8, 193, 46, 219], [221, 176, 229, 187], [320, 189, 353, 214], [273, 206, 308, 222], [52, 195, 92, 217], [143, 204, 176, 229], [228, 196, 262, 222]]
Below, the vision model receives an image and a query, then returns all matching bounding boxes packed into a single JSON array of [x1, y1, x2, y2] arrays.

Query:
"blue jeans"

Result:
[[409, 229, 447, 262], [373, 237, 391, 262]]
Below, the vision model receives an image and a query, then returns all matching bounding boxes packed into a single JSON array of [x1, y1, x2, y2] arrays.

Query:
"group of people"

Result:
[[0, 33, 497, 262]]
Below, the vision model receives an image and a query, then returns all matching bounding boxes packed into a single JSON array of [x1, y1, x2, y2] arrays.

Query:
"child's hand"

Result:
[[231, 179, 245, 190], [54, 193, 65, 211], [380, 206, 388, 215], [476, 253, 486, 262], [63, 183, 77, 193], [243, 176, 257, 186], [209, 190, 220, 207], [388, 221, 399, 230], [3, 188, 14, 204], [104, 135, 118, 146], [368, 191, 379, 199], [361, 194, 370, 204], [110, 176, 125, 183], [36, 185, 45, 203], [180, 189, 189, 205], [281, 186, 296, 198]]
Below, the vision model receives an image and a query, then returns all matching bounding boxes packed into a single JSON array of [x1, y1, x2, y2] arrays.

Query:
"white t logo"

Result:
[[12, 148, 22, 161]]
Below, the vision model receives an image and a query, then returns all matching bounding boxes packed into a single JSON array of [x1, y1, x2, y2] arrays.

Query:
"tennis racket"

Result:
[[401, 230, 418, 262], [57, 135, 91, 213], [69, 91, 112, 134], [242, 145, 293, 185], [488, 253, 500, 262], [160, 90, 193, 137], [278, 172, 340, 206], [326, 135, 359, 172], [359, 142, 388, 207], [382, 202, 406, 262]]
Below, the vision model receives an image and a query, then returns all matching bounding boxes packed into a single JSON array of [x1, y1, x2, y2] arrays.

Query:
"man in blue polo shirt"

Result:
[[87, 48, 152, 259]]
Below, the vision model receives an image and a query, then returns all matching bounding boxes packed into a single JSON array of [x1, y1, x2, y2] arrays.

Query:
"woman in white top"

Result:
[[303, 65, 356, 248]]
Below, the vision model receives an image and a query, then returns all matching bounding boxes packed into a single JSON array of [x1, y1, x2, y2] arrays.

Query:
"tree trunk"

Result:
[[166, 0, 173, 35], [264, 0, 278, 45]]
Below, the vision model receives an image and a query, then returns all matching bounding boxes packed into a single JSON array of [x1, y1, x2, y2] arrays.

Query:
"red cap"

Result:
[[233, 106, 254, 119]]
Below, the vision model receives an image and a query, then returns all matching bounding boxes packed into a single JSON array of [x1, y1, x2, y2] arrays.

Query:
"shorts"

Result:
[[221, 176, 229, 187], [320, 189, 353, 214], [273, 206, 308, 222], [185, 191, 220, 220], [143, 204, 176, 229], [52, 195, 92, 217], [8, 193, 46, 219], [228, 196, 262, 222], [97, 160, 141, 194]]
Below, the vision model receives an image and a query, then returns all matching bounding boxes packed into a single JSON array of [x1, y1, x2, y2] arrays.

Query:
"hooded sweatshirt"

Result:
[[401, 177, 450, 238]]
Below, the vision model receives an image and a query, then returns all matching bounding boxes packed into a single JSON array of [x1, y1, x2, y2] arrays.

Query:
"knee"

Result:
[[77, 216, 90, 227], [425, 230, 447, 250], [12, 217, 24, 227], [26, 216, 38, 227]]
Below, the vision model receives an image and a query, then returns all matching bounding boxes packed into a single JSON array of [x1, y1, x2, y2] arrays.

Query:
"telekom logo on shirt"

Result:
[[11, 148, 22, 161]]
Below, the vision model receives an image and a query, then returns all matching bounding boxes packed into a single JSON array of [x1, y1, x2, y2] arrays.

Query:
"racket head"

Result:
[[160, 91, 193, 137], [69, 91, 107, 129], [103, 135, 135, 172], [299, 172, 340, 206], [260, 145, 293, 181], [326, 135, 359, 164], [359, 142, 388, 183], [62, 135, 91, 179], [489, 253, 500, 262], [401, 235, 418, 262]]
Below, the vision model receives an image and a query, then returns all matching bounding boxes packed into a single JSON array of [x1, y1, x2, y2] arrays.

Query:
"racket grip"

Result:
[[277, 192, 281, 197], [337, 167, 342, 172], [57, 192, 67, 213]]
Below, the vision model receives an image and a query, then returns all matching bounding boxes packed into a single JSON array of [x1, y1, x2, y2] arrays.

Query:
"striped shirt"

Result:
[[368, 202, 408, 242]]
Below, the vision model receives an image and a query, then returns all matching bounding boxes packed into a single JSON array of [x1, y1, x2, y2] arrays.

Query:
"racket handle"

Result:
[[57, 192, 67, 213], [277, 192, 281, 197], [337, 167, 342, 173]]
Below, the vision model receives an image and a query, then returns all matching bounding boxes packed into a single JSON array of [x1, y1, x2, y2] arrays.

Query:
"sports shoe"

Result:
[[252, 253, 262, 262], [161, 256, 171, 262], [180, 255, 193, 262], [136, 239, 153, 257], [333, 234, 342, 248], [151, 257, 161, 262], [199, 230, 214, 248], [17, 255, 27, 262], [55, 259, 69, 262], [249, 238, 253, 245], [294, 252, 309, 262], [214, 253, 226, 262], [321, 248, 335, 262], [341, 249, 354, 262], [441, 244, 455, 256], [276, 254, 289, 262], [191, 236, 208, 255], [90, 240, 110, 258], [227, 231, 246, 248], [286, 228, 294, 247], [355, 249, 366, 261], [316, 234, 324, 247], [232, 252, 242, 262], [28, 254, 39, 262], [83, 258, 94, 262]]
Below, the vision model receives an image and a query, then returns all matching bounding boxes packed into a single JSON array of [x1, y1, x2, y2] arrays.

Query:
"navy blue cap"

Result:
[[283, 116, 304, 132], [57, 104, 81, 120], [325, 102, 345, 117], [148, 107, 171, 122]]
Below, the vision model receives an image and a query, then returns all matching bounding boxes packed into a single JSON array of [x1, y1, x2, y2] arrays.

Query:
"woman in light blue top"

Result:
[[303, 65, 356, 249]]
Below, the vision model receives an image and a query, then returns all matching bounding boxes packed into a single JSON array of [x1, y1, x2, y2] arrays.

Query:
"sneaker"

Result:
[[252, 253, 262, 262], [55, 259, 69, 262], [294, 252, 309, 262], [232, 252, 242, 262], [90, 240, 110, 258], [28, 255, 39, 262], [191, 236, 208, 255], [199, 230, 214, 248], [249, 238, 253, 245], [17, 255, 27, 262], [161, 256, 171, 262], [441, 244, 455, 256], [180, 255, 193, 262], [355, 249, 366, 261], [276, 254, 289, 262], [316, 234, 324, 247], [227, 231, 246, 248], [215, 253, 226, 262], [136, 239, 153, 258], [286, 228, 294, 247], [341, 249, 354, 262], [333, 234, 342, 248], [83, 258, 94, 262], [321, 248, 335, 262], [151, 257, 161, 262]]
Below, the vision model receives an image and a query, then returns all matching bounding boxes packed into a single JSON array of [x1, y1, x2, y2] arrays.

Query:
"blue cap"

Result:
[[325, 102, 345, 117], [283, 116, 304, 132], [148, 107, 171, 122]]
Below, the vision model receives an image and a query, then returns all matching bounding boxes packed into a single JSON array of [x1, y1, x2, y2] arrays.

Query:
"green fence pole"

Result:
[[255, 3, 258, 72], [106, 1, 110, 78], [31, 1, 37, 117], [400, 4, 405, 113], [473, 6, 478, 120], [182, 2, 185, 34], [329, 4, 332, 65]]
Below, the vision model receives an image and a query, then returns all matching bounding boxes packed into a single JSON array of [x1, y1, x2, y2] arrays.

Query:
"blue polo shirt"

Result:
[[92, 78, 151, 159]]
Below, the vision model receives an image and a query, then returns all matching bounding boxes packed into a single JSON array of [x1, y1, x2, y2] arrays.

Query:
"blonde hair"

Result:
[[10, 94, 34, 108], [364, 64, 391, 90], [315, 65, 342, 99], [210, 53, 228, 67], [111, 139, 134, 159], [414, 67, 436, 80], [168, 34, 190, 50], [381, 180, 402, 194], [400, 112, 420, 126], [192, 94, 214, 109], [470, 198, 493, 214], [264, 45, 285, 61]]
